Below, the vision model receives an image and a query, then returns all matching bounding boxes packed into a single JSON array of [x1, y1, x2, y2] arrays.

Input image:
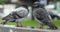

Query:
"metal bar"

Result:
[[0, 25, 59, 32]]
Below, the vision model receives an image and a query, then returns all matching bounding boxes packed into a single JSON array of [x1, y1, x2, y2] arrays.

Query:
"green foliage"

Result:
[[0, 18, 60, 29], [0, 0, 7, 4]]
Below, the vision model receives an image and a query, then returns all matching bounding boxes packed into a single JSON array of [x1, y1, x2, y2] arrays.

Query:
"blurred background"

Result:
[[0, 0, 60, 18], [0, 0, 60, 29]]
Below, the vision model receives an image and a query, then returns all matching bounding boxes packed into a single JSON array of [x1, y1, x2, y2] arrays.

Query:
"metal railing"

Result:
[[0, 25, 60, 32]]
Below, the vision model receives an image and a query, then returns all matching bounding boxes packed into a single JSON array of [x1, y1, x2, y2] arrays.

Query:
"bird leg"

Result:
[[16, 22, 23, 27], [39, 25, 43, 29], [19, 22, 23, 27], [16, 22, 20, 27], [38, 24, 43, 29], [16, 21, 19, 27]]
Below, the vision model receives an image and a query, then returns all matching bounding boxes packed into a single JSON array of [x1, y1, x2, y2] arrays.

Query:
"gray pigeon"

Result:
[[33, 2, 58, 29], [47, 11, 60, 19], [33, 8, 58, 29], [1, 5, 29, 27]]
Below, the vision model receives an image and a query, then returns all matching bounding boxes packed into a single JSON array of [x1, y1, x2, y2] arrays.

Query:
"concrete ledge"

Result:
[[0, 25, 60, 32]]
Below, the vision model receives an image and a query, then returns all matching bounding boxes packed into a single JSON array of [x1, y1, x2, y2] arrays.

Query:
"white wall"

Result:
[[11, 0, 19, 3], [56, 2, 60, 12], [3, 4, 16, 17], [0, 4, 16, 18], [27, 6, 32, 19]]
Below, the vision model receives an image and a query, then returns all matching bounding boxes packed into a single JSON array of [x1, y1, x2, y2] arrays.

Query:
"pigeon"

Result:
[[33, 2, 58, 29], [1, 5, 29, 27], [47, 11, 60, 19]]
